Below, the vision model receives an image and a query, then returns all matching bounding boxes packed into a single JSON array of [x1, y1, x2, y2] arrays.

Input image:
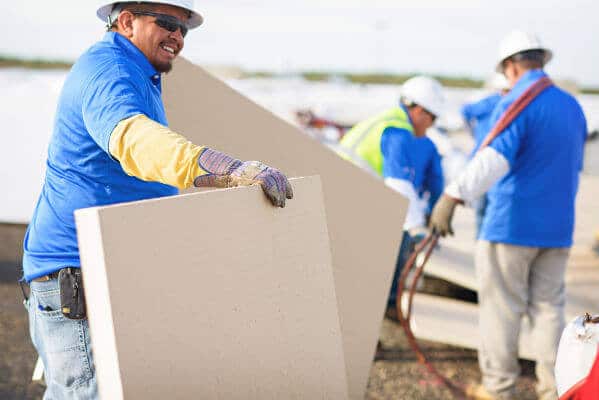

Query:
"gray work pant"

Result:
[[475, 240, 568, 400]]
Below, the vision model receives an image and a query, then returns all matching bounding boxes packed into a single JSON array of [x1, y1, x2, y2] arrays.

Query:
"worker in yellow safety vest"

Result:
[[337, 76, 446, 312]]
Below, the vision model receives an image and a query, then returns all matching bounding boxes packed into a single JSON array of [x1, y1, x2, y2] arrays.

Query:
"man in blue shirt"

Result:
[[338, 76, 445, 312], [381, 101, 445, 310], [23, 2, 293, 398], [461, 74, 510, 236], [430, 31, 586, 400], [462, 74, 510, 152], [338, 76, 445, 230], [463, 92, 502, 148]]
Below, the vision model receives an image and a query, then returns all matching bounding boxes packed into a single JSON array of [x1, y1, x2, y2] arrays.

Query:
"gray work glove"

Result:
[[428, 194, 460, 237], [194, 148, 293, 208]]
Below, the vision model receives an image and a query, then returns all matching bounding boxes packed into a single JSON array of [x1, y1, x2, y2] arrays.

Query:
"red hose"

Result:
[[395, 233, 467, 399]]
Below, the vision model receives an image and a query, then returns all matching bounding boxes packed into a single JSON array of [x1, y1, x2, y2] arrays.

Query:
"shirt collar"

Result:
[[103, 32, 161, 84], [508, 69, 547, 99]]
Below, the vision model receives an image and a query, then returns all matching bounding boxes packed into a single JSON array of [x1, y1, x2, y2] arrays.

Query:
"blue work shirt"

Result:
[[23, 32, 178, 281], [461, 93, 502, 154], [380, 108, 444, 213], [480, 69, 586, 248]]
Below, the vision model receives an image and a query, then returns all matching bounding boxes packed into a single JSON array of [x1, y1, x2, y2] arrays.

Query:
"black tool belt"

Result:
[[26, 267, 87, 320], [58, 267, 87, 320]]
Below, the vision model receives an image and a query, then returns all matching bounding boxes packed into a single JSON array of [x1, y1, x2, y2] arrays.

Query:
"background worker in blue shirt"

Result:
[[430, 30, 587, 400], [462, 73, 510, 152], [461, 73, 510, 237], [337, 76, 445, 311], [22, 1, 293, 398]]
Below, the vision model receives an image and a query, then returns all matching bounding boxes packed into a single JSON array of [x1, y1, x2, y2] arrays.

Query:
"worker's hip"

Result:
[[475, 240, 568, 311], [27, 278, 97, 393], [26, 267, 87, 320]]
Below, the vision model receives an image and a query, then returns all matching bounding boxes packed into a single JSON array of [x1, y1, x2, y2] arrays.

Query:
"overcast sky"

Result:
[[3, 0, 598, 85]]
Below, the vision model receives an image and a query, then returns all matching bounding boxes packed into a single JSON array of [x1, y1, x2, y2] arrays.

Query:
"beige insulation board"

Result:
[[163, 57, 409, 400], [75, 176, 349, 400]]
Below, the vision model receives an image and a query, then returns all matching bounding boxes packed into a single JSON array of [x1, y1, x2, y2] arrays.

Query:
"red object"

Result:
[[479, 76, 553, 150], [560, 347, 599, 400], [396, 233, 467, 399], [295, 110, 351, 139]]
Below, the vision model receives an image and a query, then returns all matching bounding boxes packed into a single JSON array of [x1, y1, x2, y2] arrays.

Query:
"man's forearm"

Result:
[[109, 114, 293, 207], [109, 114, 208, 189], [384, 177, 426, 230], [444, 147, 509, 203]]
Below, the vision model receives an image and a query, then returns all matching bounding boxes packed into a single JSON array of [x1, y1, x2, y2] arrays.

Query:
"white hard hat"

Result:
[[485, 73, 510, 91], [400, 76, 445, 118], [97, 1, 203, 29], [496, 30, 552, 72]]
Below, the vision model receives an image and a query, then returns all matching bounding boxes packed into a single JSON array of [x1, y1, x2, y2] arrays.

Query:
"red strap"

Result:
[[478, 76, 553, 151]]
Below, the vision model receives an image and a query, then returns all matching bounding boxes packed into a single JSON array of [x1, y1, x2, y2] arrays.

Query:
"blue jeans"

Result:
[[27, 278, 98, 399]]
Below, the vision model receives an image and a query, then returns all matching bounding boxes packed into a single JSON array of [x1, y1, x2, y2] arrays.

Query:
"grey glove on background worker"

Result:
[[428, 195, 460, 236], [428, 143, 510, 236], [109, 114, 293, 207]]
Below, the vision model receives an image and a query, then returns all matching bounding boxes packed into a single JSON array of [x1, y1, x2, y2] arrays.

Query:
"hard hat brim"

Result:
[[97, 2, 203, 29], [495, 48, 553, 72]]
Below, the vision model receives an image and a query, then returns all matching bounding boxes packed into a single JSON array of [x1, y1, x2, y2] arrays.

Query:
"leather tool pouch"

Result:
[[59, 267, 87, 320]]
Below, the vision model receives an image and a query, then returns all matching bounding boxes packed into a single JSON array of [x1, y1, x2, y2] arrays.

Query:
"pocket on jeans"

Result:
[[32, 290, 94, 387], [34, 289, 63, 319]]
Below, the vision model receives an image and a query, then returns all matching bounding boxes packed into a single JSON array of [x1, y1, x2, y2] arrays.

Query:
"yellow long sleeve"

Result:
[[108, 114, 208, 189]]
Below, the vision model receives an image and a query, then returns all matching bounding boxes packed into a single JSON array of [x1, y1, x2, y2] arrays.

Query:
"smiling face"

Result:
[[114, 4, 189, 73]]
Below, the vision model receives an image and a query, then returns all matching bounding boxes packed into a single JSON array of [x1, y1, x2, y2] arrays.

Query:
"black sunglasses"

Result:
[[131, 11, 189, 37]]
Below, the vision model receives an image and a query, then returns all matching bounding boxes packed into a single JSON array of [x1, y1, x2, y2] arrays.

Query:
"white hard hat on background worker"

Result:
[[400, 76, 445, 119], [495, 30, 552, 72], [97, 0, 204, 28]]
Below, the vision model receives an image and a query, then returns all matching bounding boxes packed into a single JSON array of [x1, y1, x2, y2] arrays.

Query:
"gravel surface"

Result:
[[365, 316, 538, 399]]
